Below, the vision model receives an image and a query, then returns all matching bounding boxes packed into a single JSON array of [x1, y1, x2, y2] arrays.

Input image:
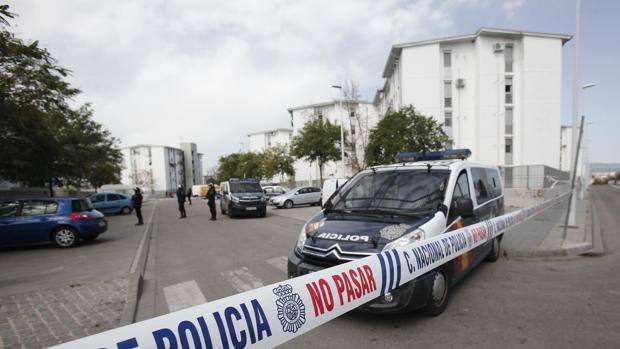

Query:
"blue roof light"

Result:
[[395, 149, 472, 162]]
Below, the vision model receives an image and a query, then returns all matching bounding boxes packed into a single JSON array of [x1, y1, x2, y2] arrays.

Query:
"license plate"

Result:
[[246, 207, 257, 211], [98, 221, 106, 227]]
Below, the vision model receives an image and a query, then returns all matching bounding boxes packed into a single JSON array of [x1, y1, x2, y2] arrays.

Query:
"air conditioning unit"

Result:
[[456, 78, 466, 88], [493, 43, 504, 52]]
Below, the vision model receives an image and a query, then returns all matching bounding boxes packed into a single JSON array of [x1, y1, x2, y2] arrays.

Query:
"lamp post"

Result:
[[568, 0, 582, 226], [331, 85, 346, 178], [580, 83, 595, 200]]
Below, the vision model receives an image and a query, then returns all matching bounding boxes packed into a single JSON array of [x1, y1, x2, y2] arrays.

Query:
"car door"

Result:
[[295, 188, 309, 204], [90, 194, 106, 212], [309, 187, 321, 203], [13, 200, 59, 243], [106, 194, 121, 212], [221, 182, 230, 209], [0, 201, 22, 244]]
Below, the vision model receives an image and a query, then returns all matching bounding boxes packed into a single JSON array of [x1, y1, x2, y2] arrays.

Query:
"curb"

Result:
[[119, 201, 158, 326], [503, 241, 592, 259]]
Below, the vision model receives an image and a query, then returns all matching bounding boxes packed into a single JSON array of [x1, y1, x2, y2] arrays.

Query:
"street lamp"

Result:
[[331, 85, 346, 178], [579, 83, 595, 200]]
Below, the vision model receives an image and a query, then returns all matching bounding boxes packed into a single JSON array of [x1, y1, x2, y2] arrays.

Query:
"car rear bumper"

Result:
[[287, 249, 433, 313]]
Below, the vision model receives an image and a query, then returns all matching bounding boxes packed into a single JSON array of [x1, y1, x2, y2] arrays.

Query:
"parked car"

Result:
[[262, 185, 289, 198], [288, 149, 504, 315], [89, 192, 133, 215], [220, 178, 267, 218], [0, 198, 107, 248], [270, 186, 321, 209], [99, 184, 149, 203], [320, 178, 348, 207]]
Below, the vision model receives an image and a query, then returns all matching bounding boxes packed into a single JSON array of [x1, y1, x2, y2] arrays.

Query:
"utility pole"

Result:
[[568, 0, 581, 225], [331, 85, 346, 178]]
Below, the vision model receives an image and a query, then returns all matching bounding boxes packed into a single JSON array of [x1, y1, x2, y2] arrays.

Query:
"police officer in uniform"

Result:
[[176, 185, 187, 218], [207, 183, 217, 220], [131, 187, 143, 225]]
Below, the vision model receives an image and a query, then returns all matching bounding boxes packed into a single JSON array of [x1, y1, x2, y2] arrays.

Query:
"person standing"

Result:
[[187, 187, 193, 205], [131, 187, 143, 225], [176, 185, 187, 218], [207, 183, 217, 221]]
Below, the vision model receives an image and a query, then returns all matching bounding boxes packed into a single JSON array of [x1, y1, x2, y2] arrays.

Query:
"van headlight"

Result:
[[231, 195, 240, 203], [260, 196, 267, 202], [296, 224, 308, 250], [382, 229, 425, 251]]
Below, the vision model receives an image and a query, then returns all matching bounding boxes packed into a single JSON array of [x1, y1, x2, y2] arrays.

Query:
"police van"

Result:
[[220, 178, 268, 218], [287, 149, 504, 315]]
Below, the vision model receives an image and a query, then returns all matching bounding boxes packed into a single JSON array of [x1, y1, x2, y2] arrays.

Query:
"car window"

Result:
[[264, 187, 273, 193], [91, 194, 104, 203], [22, 200, 58, 216], [313, 187, 321, 193], [298, 188, 307, 194], [486, 168, 502, 198], [72, 199, 93, 212], [471, 168, 490, 204], [107, 194, 122, 201], [453, 171, 471, 201], [0, 201, 20, 217]]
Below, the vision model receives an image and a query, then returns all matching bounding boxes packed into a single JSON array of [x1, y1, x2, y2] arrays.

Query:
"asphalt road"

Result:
[[134, 188, 620, 348], [0, 202, 155, 297]]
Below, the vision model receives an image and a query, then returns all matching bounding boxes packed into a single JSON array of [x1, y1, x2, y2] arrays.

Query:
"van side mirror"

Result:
[[222, 190, 229, 195], [453, 197, 474, 218]]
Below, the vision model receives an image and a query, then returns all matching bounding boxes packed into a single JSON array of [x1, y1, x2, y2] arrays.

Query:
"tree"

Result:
[[217, 152, 265, 180], [365, 106, 449, 166], [291, 117, 345, 184], [262, 145, 295, 182]]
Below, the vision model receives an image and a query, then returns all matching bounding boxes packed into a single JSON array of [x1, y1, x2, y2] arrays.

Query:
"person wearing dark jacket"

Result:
[[187, 187, 193, 205], [176, 185, 187, 218], [206, 183, 217, 220], [131, 187, 143, 225]]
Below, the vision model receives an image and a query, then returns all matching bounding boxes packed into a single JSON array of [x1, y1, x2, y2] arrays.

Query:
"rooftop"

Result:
[[287, 99, 373, 112], [382, 27, 572, 78], [247, 128, 293, 137]]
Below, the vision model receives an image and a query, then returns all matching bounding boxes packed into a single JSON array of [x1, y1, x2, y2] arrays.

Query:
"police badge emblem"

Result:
[[273, 284, 306, 333]]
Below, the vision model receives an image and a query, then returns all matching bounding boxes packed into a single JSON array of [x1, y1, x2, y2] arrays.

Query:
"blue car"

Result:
[[89, 192, 133, 215], [0, 198, 107, 248]]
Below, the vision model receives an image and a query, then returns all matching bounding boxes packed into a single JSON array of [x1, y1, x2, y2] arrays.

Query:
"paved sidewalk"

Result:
[[503, 194, 594, 258], [0, 278, 127, 348]]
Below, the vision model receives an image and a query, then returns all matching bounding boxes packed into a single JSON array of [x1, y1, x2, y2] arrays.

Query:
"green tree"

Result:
[[262, 145, 295, 181], [291, 117, 345, 184], [217, 152, 265, 180], [365, 106, 449, 166]]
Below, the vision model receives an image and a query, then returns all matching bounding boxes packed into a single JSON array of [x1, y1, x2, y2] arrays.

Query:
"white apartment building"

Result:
[[247, 128, 293, 153], [373, 27, 572, 169], [287, 100, 379, 186], [121, 143, 203, 194], [181, 142, 204, 188]]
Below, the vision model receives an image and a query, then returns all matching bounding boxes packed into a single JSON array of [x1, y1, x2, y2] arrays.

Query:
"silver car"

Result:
[[270, 187, 321, 209]]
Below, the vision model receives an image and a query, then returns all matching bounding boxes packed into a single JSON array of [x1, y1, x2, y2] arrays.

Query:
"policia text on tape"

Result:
[[52, 193, 568, 349]]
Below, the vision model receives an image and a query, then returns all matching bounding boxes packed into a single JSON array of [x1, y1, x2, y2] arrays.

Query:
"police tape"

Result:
[[52, 192, 568, 349]]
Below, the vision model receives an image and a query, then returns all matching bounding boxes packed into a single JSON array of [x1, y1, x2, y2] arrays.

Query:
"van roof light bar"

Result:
[[395, 149, 472, 162]]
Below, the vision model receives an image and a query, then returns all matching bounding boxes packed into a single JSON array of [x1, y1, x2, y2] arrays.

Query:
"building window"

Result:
[[505, 77, 513, 104], [351, 124, 356, 135], [444, 111, 452, 127], [443, 50, 451, 77], [505, 137, 513, 165], [350, 111, 355, 117], [505, 108, 513, 135], [505, 44, 514, 73], [444, 81, 452, 108], [446, 140, 454, 150]]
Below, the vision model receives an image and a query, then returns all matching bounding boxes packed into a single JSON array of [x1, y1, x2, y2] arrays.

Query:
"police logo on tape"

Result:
[[273, 284, 306, 333]]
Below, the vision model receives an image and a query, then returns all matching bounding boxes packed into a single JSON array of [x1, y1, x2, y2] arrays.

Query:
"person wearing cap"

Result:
[[131, 187, 143, 225], [206, 183, 217, 221], [176, 185, 187, 218]]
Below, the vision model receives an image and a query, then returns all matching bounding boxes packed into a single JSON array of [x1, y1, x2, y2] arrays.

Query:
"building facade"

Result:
[[121, 143, 203, 194], [181, 142, 204, 188], [287, 100, 379, 186], [247, 128, 293, 153], [374, 28, 571, 169]]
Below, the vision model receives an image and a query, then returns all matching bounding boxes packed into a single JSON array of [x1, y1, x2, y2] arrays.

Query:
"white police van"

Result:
[[288, 149, 504, 315]]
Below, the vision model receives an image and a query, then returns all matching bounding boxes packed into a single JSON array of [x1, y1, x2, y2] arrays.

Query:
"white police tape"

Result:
[[52, 192, 568, 349]]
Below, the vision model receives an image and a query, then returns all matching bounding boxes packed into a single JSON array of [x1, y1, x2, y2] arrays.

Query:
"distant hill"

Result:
[[591, 163, 620, 173]]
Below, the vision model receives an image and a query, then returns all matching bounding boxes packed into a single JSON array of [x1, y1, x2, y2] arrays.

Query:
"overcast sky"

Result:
[[5, 0, 619, 169]]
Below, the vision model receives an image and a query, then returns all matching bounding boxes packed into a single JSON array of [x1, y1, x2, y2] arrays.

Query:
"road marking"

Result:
[[266, 256, 288, 274], [163, 280, 207, 313], [129, 201, 158, 274], [221, 267, 264, 293]]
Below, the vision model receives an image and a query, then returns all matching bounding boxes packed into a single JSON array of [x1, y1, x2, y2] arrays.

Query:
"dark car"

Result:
[[288, 149, 504, 315], [220, 178, 267, 218], [89, 192, 133, 215], [0, 198, 108, 248]]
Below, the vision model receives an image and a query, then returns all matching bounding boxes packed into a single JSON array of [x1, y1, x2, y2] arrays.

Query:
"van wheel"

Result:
[[228, 204, 236, 218], [221, 204, 227, 215], [52, 227, 79, 248], [121, 206, 132, 214], [284, 200, 293, 209], [420, 267, 450, 316], [486, 237, 502, 262]]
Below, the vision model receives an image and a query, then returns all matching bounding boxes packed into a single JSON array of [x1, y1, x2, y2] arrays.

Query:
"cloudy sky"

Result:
[[5, 0, 619, 168]]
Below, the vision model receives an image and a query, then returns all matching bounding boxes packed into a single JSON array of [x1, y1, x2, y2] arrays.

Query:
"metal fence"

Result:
[[500, 165, 570, 189]]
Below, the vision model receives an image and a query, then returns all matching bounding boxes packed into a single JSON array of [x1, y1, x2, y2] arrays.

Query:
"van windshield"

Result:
[[230, 182, 263, 193], [328, 169, 449, 215]]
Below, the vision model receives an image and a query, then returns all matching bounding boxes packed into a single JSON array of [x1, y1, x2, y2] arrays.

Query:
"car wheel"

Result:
[[52, 227, 79, 248], [221, 203, 227, 215], [121, 206, 132, 214], [486, 237, 502, 262], [83, 234, 99, 242], [420, 267, 450, 316], [259, 210, 266, 218], [284, 200, 293, 209], [228, 204, 236, 218]]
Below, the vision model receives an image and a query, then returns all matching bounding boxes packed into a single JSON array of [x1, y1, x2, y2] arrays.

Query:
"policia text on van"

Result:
[[287, 149, 504, 315]]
